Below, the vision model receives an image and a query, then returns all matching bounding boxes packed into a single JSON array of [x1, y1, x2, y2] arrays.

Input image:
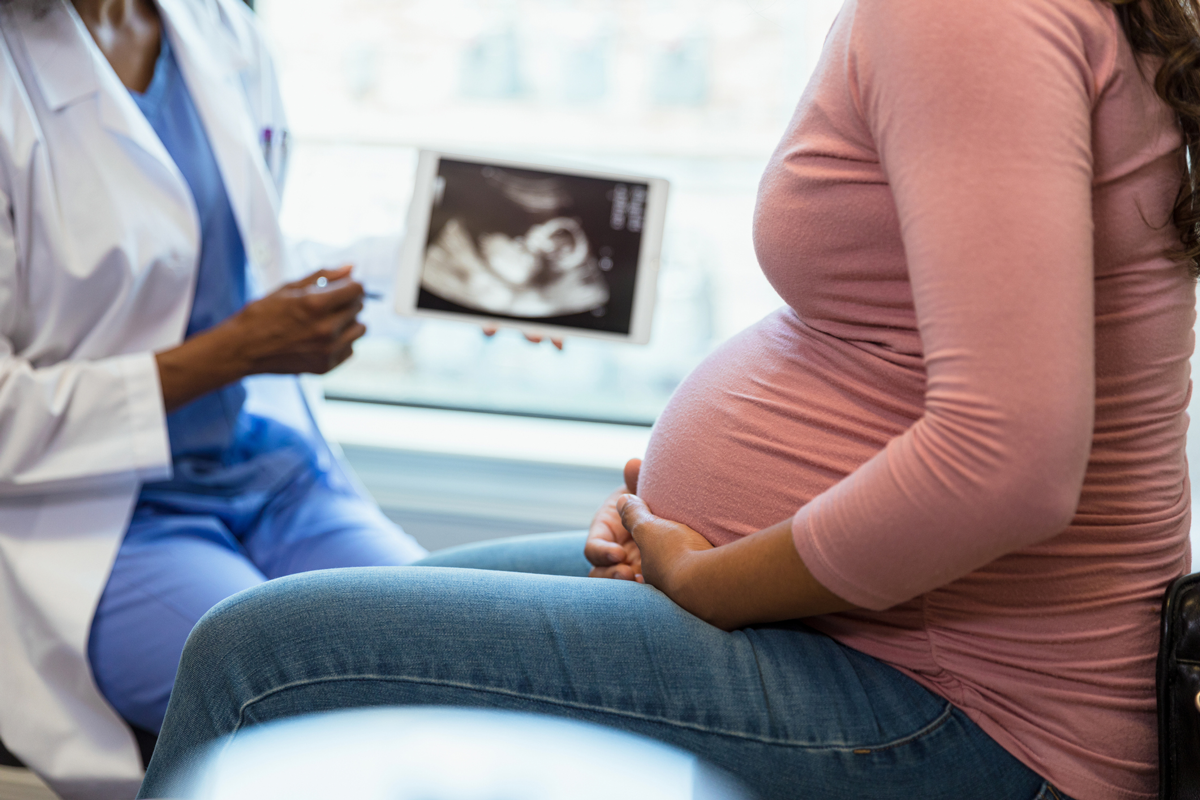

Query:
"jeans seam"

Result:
[[838, 702, 954, 754], [229, 673, 956, 752], [742, 631, 780, 738]]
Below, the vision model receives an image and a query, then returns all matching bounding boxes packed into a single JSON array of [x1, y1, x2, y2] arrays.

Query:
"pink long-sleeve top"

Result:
[[637, 1, 1194, 798]]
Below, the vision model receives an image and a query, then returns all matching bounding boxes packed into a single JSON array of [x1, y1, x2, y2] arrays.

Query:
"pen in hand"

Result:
[[312, 275, 383, 300]]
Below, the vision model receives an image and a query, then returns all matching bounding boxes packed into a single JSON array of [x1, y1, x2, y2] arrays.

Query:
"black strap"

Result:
[[1157, 571, 1200, 800]]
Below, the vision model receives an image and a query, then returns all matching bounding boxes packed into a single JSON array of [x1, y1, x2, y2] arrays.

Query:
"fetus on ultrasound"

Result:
[[419, 166, 612, 318], [422, 216, 609, 317]]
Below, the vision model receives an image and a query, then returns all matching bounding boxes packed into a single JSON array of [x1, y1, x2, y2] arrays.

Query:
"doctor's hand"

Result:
[[227, 266, 367, 376], [155, 266, 367, 412], [584, 458, 643, 580]]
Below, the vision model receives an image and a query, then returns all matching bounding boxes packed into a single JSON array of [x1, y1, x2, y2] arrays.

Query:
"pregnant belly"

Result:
[[638, 309, 925, 546]]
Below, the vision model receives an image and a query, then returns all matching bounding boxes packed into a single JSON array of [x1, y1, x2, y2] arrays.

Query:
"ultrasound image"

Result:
[[418, 159, 648, 334]]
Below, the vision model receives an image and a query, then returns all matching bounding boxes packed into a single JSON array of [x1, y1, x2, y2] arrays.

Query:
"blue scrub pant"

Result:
[[87, 462, 426, 734]]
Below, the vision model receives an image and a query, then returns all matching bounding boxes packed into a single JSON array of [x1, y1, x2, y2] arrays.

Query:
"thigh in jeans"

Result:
[[413, 531, 591, 576], [142, 567, 1057, 800]]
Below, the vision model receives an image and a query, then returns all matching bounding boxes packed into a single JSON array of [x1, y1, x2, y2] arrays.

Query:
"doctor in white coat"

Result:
[[0, 0, 427, 797]]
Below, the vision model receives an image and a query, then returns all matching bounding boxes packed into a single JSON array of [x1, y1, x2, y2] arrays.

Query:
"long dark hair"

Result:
[[1107, 0, 1200, 276]]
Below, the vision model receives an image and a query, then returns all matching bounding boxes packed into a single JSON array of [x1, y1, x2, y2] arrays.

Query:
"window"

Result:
[[255, 0, 846, 425]]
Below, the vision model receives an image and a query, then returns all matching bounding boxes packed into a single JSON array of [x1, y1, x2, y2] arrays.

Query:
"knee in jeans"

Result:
[[178, 571, 340, 674], [177, 583, 275, 680]]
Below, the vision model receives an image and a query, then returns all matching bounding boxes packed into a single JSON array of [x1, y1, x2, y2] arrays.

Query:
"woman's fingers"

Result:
[[616, 494, 655, 537], [584, 537, 626, 567], [584, 480, 648, 577], [624, 458, 642, 495], [585, 498, 628, 566], [589, 563, 639, 581]]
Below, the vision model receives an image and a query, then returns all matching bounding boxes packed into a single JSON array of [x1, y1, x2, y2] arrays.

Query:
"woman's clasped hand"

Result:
[[583, 458, 646, 582], [583, 456, 720, 595], [585, 457, 853, 632]]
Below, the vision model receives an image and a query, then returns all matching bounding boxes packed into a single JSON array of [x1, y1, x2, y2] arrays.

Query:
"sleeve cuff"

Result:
[[117, 353, 172, 483], [792, 503, 896, 611]]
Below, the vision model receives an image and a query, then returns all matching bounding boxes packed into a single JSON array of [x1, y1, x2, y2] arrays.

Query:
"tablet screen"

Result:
[[414, 157, 653, 336]]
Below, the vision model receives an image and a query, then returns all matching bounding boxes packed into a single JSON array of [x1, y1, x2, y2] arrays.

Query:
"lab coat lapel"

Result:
[[158, 0, 287, 291], [17, 0, 187, 192], [8, 0, 95, 110]]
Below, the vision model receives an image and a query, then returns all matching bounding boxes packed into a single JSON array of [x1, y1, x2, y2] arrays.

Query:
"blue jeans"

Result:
[[138, 533, 1072, 800]]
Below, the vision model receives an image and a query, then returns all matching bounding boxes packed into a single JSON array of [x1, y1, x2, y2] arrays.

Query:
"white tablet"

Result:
[[395, 150, 669, 344]]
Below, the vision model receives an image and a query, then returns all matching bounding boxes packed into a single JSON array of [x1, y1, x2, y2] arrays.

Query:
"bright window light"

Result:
[[256, 0, 845, 424]]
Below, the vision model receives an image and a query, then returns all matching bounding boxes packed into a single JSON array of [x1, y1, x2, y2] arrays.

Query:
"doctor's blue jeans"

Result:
[[138, 533, 1072, 800]]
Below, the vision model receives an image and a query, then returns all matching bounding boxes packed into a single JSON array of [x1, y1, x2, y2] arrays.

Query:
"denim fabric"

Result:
[[139, 533, 1071, 800], [412, 530, 593, 576]]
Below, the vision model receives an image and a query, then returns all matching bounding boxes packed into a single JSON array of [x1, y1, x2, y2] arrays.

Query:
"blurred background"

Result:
[[258, 0, 844, 424]]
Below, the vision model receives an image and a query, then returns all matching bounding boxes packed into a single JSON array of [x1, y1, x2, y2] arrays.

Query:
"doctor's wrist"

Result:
[[155, 326, 251, 413]]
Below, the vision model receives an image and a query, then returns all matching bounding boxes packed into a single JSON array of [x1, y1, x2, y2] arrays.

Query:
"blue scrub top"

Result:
[[131, 35, 315, 500], [131, 34, 248, 458]]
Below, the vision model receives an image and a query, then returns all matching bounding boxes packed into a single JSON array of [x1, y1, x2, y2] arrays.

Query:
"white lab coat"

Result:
[[0, 1, 317, 797]]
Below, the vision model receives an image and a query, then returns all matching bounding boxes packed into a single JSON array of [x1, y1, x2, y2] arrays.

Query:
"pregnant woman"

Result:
[[139, 0, 1193, 798]]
